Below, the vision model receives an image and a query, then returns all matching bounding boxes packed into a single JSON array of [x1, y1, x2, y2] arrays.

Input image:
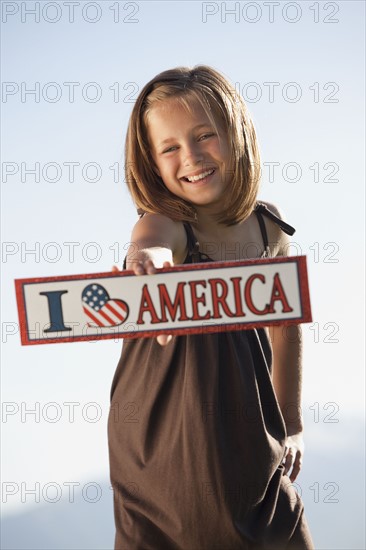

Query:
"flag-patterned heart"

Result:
[[82, 283, 129, 327]]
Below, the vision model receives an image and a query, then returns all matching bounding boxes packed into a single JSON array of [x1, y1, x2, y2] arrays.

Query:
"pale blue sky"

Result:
[[1, 1, 365, 548]]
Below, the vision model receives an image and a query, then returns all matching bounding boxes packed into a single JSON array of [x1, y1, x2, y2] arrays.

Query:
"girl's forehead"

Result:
[[151, 97, 201, 115], [146, 97, 216, 129]]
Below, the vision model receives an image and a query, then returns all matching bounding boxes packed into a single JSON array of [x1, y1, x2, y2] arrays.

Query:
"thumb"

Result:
[[157, 334, 173, 346]]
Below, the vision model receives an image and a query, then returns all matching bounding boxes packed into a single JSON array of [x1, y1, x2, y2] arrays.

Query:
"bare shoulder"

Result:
[[258, 200, 292, 257], [129, 213, 187, 264]]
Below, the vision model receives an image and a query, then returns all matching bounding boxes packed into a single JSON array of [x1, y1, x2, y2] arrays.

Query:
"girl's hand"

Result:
[[282, 432, 304, 482], [111, 260, 173, 346]]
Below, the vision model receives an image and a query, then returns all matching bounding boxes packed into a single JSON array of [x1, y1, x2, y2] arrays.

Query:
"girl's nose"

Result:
[[183, 143, 204, 166]]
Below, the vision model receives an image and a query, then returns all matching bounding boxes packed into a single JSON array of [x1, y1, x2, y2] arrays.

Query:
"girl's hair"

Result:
[[125, 65, 261, 226]]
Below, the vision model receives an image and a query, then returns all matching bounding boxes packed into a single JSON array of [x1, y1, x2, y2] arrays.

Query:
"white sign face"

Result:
[[15, 256, 312, 345]]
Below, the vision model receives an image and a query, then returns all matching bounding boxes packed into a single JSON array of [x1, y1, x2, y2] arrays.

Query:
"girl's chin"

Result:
[[187, 195, 224, 211]]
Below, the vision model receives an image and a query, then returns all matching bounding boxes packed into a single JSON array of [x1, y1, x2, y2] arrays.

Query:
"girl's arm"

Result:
[[268, 322, 304, 482], [269, 325, 304, 436], [262, 202, 305, 482], [121, 213, 187, 345]]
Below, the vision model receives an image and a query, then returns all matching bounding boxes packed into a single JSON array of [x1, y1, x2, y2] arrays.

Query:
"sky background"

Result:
[[1, 1, 365, 548]]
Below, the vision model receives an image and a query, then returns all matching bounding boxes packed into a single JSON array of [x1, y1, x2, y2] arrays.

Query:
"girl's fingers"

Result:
[[145, 260, 157, 274], [111, 265, 120, 272], [157, 334, 173, 346], [289, 452, 302, 482], [282, 443, 303, 482], [134, 259, 157, 275], [134, 258, 173, 275], [282, 447, 294, 477]]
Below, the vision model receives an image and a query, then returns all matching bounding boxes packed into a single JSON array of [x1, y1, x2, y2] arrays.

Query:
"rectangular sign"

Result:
[[15, 256, 311, 345]]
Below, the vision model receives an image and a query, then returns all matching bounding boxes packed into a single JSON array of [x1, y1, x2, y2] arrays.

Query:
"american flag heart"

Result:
[[82, 283, 129, 327]]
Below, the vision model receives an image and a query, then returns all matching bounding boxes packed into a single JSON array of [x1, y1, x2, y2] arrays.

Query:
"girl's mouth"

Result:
[[181, 168, 216, 183]]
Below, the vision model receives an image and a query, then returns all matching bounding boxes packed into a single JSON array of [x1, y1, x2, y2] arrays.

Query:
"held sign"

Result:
[[15, 256, 312, 345]]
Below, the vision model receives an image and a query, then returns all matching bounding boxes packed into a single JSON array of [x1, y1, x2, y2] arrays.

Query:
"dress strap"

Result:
[[182, 222, 203, 263], [254, 202, 295, 257], [254, 202, 295, 258], [254, 207, 270, 256], [254, 202, 296, 236]]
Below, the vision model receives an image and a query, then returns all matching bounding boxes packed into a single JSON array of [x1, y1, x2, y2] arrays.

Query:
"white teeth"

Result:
[[186, 169, 214, 182]]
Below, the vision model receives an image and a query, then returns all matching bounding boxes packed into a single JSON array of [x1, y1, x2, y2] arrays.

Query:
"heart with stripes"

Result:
[[82, 283, 129, 327]]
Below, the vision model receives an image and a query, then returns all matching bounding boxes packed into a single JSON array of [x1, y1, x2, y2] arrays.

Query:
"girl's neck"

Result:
[[193, 207, 239, 239]]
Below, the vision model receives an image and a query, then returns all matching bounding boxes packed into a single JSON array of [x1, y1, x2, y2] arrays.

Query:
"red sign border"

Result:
[[15, 255, 312, 346]]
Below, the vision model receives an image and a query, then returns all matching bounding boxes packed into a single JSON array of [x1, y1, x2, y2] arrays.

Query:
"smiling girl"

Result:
[[108, 65, 314, 549]]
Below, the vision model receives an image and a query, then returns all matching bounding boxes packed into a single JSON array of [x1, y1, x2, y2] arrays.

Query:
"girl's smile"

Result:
[[180, 167, 216, 185], [147, 98, 232, 212]]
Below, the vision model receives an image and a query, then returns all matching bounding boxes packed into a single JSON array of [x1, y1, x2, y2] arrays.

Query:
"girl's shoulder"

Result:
[[130, 212, 188, 264]]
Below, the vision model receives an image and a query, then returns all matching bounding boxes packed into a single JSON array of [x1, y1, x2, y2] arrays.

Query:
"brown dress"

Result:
[[108, 203, 314, 550]]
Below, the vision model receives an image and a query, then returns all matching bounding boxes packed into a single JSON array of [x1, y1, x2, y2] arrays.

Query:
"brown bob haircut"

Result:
[[124, 65, 261, 226]]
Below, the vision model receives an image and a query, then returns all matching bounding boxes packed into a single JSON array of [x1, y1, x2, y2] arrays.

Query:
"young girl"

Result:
[[108, 65, 314, 550]]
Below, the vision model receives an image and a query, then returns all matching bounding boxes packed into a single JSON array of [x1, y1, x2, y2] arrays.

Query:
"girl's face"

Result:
[[147, 98, 233, 212]]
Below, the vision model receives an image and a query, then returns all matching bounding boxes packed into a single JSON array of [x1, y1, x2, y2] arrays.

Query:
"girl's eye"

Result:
[[162, 146, 178, 154], [161, 133, 215, 153], [199, 133, 215, 141]]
